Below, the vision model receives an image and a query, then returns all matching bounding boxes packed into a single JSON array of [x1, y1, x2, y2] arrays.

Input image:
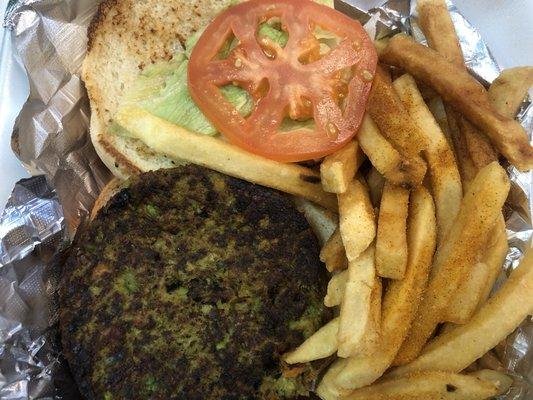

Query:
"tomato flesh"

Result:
[[189, 0, 377, 162]]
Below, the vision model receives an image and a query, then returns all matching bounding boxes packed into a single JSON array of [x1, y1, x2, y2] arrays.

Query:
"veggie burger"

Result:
[[62, 0, 378, 398]]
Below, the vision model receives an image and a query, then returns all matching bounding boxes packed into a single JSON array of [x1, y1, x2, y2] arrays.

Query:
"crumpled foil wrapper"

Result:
[[1, 0, 532, 398]]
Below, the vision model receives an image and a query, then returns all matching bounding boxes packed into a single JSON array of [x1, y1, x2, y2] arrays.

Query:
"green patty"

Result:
[[60, 166, 328, 399]]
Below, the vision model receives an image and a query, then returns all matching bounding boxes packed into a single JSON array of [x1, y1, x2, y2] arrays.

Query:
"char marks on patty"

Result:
[[60, 165, 328, 399]]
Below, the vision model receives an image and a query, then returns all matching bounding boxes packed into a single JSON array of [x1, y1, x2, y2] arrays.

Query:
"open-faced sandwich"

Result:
[[60, 0, 533, 398]]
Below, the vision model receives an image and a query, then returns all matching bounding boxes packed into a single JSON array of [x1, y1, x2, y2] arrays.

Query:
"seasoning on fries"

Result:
[[395, 162, 510, 363], [380, 34, 533, 171]]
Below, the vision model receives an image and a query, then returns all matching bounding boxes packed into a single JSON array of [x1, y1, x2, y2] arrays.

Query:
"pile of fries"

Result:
[[113, 1, 532, 398], [284, 1, 533, 399]]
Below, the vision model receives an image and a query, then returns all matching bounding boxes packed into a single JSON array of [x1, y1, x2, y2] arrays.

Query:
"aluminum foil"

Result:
[[5, 0, 112, 234], [1, 0, 532, 398]]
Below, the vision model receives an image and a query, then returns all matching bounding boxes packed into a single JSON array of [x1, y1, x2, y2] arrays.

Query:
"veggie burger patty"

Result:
[[60, 165, 328, 399]]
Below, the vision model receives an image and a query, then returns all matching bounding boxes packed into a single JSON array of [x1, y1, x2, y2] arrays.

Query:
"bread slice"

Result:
[[83, 0, 239, 178]]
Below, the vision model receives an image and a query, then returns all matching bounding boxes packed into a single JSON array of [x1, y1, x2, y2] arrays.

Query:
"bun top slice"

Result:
[[83, 0, 239, 178]]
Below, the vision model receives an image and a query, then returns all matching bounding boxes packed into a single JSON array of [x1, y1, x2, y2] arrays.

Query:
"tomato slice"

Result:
[[188, 0, 377, 162]]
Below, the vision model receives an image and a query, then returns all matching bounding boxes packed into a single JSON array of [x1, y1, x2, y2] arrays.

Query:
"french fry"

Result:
[[294, 198, 337, 246], [350, 277, 382, 357], [441, 216, 508, 326], [417, 0, 464, 65], [321, 141, 365, 194], [477, 352, 503, 372], [393, 74, 462, 242], [426, 97, 451, 141], [390, 242, 533, 377], [284, 318, 339, 364], [324, 270, 348, 307], [338, 179, 376, 262], [320, 228, 349, 272], [380, 34, 533, 171], [469, 369, 513, 395], [337, 245, 376, 358], [458, 118, 498, 172], [394, 162, 510, 364], [343, 371, 503, 400], [394, 63, 508, 323], [367, 66, 427, 157], [375, 182, 409, 279], [443, 261, 490, 324], [318, 278, 382, 377], [374, 38, 389, 56], [446, 107, 478, 185], [366, 68, 428, 186], [366, 167, 385, 208], [357, 116, 425, 188], [477, 218, 508, 307], [443, 216, 508, 325], [489, 67, 533, 119], [417, 0, 498, 176], [332, 188, 437, 391], [415, 80, 439, 102], [317, 358, 350, 400], [113, 106, 337, 210]]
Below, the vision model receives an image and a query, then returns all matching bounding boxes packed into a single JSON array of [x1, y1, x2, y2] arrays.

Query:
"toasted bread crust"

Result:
[[87, 104, 141, 177], [86, 0, 119, 52], [98, 133, 142, 175], [90, 177, 125, 221], [83, 0, 239, 178]]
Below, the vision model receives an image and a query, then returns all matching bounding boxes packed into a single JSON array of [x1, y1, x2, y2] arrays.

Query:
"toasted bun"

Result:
[[90, 177, 128, 220], [83, 0, 240, 178]]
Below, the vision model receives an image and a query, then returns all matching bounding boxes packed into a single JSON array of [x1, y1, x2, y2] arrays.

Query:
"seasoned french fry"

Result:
[[357, 116, 425, 188], [443, 216, 508, 325], [489, 67, 533, 119], [415, 80, 439, 101], [417, 0, 498, 176], [375, 182, 409, 279], [458, 118, 498, 172], [366, 67, 428, 186], [367, 66, 427, 157], [321, 141, 365, 194], [391, 242, 533, 376], [284, 318, 339, 364], [395, 162, 510, 364], [294, 198, 337, 246], [469, 369, 513, 395], [333, 188, 437, 391], [445, 106, 478, 185], [393, 74, 462, 242], [477, 218, 508, 307], [417, 0, 464, 65], [324, 270, 348, 307], [338, 179, 376, 262], [443, 261, 490, 324], [366, 167, 385, 208], [426, 97, 451, 139], [337, 246, 376, 358], [380, 34, 533, 171], [320, 228, 349, 272], [392, 53, 505, 325], [350, 277, 382, 357], [344, 371, 503, 400], [114, 106, 337, 210]]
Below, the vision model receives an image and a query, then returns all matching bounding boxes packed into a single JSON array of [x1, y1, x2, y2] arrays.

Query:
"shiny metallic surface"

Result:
[[0, 0, 531, 398], [5, 0, 111, 233], [0, 176, 69, 398]]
